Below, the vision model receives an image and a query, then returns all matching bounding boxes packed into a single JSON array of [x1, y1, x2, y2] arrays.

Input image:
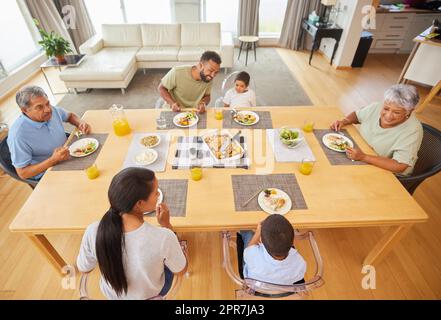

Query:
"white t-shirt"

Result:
[[223, 88, 256, 108], [77, 221, 186, 300], [243, 244, 306, 285]]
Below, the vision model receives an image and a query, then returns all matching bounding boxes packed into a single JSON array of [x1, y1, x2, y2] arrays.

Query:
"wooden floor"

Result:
[[1, 49, 440, 300]]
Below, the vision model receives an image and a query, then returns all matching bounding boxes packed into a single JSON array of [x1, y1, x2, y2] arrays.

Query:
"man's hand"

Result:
[[345, 147, 366, 161], [78, 121, 91, 134], [171, 103, 181, 112], [197, 102, 206, 114], [156, 203, 172, 229], [50, 146, 70, 165]]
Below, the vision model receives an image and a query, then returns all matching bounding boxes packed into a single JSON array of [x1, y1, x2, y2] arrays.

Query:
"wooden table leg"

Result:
[[28, 234, 67, 275], [416, 80, 441, 114], [397, 42, 420, 84], [363, 225, 412, 266]]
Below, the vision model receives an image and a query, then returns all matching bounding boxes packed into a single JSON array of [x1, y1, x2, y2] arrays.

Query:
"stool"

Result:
[[238, 36, 258, 66]]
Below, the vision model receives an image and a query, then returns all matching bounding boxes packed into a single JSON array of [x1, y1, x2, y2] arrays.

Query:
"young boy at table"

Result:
[[223, 71, 256, 108], [238, 215, 306, 285]]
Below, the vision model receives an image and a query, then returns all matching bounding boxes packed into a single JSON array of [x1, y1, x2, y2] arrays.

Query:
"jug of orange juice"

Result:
[[110, 104, 132, 136]]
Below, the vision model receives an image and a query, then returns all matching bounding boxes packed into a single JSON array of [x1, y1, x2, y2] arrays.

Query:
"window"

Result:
[[84, 0, 124, 33], [203, 0, 239, 34], [124, 0, 171, 23], [0, 0, 41, 73], [259, 0, 288, 36]]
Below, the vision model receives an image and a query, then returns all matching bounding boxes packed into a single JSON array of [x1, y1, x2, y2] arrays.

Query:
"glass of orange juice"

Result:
[[299, 158, 314, 175], [85, 164, 100, 179], [190, 167, 203, 181], [302, 120, 315, 133], [214, 106, 224, 120]]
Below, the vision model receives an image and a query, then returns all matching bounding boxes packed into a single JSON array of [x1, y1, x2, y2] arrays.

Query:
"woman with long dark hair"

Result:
[[77, 167, 187, 299]]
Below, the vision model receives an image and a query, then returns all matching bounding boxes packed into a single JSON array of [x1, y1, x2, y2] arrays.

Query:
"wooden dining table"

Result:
[[9, 107, 428, 275]]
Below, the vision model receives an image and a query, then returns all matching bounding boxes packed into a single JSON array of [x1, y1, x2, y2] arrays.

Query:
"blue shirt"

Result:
[[243, 244, 307, 285], [7, 106, 69, 180]]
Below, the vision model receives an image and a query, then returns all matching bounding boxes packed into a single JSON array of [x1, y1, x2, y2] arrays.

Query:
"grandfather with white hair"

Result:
[[330, 84, 423, 176], [7, 86, 91, 181]]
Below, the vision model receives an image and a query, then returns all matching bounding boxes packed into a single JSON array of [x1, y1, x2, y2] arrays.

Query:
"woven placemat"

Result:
[[52, 134, 108, 171], [157, 111, 207, 130], [313, 129, 366, 166], [231, 174, 307, 212], [222, 110, 273, 129], [144, 179, 188, 217]]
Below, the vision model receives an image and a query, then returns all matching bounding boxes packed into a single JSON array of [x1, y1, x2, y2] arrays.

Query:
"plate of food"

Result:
[[258, 188, 292, 215], [279, 127, 304, 149], [173, 111, 199, 128], [135, 149, 158, 166], [140, 134, 161, 148], [322, 133, 354, 152], [69, 138, 99, 157], [233, 110, 259, 126], [202, 130, 244, 162]]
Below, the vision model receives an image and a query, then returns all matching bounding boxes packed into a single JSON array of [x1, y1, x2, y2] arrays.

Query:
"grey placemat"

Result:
[[313, 129, 366, 166], [231, 174, 307, 212], [222, 110, 273, 129], [144, 179, 188, 217], [122, 133, 170, 172], [158, 111, 207, 130], [52, 134, 108, 171]]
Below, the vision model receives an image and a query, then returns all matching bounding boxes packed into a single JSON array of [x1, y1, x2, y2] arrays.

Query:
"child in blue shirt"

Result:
[[239, 215, 306, 285]]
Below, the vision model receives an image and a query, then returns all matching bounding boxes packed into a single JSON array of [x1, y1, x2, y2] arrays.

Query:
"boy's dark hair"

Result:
[[235, 71, 250, 86], [261, 215, 294, 258], [200, 51, 222, 65]]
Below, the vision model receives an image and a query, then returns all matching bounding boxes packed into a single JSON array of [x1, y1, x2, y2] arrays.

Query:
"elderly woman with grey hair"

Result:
[[7, 86, 91, 181], [330, 84, 423, 176]]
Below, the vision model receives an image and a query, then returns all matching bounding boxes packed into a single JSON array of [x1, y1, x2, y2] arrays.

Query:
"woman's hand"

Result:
[[345, 147, 366, 161], [156, 203, 172, 229], [330, 119, 347, 131]]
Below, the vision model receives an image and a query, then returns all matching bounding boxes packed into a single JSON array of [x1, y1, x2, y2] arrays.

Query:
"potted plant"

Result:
[[34, 19, 72, 64]]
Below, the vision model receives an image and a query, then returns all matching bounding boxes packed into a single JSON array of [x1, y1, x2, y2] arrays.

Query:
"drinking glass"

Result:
[[302, 120, 315, 133], [190, 167, 203, 181], [299, 158, 314, 175], [156, 116, 167, 129], [85, 164, 100, 179]]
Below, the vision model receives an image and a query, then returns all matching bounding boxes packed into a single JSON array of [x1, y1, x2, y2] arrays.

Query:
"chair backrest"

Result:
[[214, 71, 258, 108], [398, 123, 441, 194], [79, 240, 187, 300], [412, 123, 441, 175], [221, 231, 324, 300]]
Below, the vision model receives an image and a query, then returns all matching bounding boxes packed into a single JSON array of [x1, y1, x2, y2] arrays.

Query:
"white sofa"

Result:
[[59, 23, 234, 94]]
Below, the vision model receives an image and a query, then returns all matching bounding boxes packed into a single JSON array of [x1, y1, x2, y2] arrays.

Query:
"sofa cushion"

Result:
[[60, 48, 138, 81], [136, 47, 180, 61], [178, 46, 221, 61], [181, 23, 220, 47], [140, 24, 181, 47], [102, 24, 142, 47]]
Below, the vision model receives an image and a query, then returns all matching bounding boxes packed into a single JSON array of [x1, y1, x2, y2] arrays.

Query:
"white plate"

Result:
[[257, 188, 292, 215], [134, 149, 158, 166], [69, 138, 99, 158], [322, 133, 354, 153], [173, 112, 199, 128], [201, 129, 245, 163], [139, 134, 161, 148], [233, 111, 260, 126]]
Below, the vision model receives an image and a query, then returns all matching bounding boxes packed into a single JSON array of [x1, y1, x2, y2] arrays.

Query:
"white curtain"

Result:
[[55, 0, 96, 52], [238, 0, 260, 36], [26, 0, 77, 53]]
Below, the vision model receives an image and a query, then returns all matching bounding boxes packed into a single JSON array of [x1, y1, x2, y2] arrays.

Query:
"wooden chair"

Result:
[[221, 231, 324, 300]]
